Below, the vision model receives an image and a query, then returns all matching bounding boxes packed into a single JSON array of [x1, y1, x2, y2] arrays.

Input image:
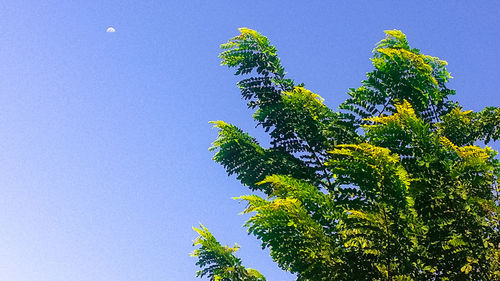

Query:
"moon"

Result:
[[106, 27, 116, 33]]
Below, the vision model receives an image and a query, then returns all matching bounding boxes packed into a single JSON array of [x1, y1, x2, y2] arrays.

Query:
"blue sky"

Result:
[[0, 1, 498, 280]]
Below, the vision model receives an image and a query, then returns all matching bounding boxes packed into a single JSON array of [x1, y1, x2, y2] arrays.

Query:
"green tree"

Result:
[[192, 28, 500, 280]]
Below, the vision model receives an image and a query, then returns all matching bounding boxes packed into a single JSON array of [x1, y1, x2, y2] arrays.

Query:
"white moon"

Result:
[[106, 27, 116, 33]]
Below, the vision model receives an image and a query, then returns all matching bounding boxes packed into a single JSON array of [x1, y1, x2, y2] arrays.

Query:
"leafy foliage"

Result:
[[339, 30, 456, 126], [192, 225, 267, 281], [193, 28, 500, 280]]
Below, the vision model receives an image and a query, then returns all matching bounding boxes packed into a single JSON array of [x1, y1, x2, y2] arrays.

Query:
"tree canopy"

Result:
[[192, 28, 500, 281]]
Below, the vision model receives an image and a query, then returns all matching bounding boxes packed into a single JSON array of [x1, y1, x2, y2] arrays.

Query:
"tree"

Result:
[[192, 28, 500, 280]]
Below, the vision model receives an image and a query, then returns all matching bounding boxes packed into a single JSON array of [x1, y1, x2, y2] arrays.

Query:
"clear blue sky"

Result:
[[0, 1, 498, 280]]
